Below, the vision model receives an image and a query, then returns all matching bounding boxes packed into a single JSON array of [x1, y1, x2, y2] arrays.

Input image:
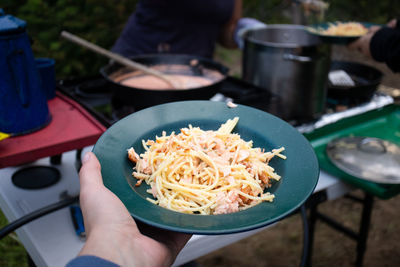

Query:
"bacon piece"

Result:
[[127, 147, 140, 163]]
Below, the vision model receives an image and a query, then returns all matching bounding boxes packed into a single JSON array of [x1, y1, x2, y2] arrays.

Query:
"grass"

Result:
[[214, 45, 242, 78], [0, 210, 28, 267]]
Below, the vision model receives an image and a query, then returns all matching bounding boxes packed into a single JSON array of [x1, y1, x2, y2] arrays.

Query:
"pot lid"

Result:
[[245, 24, 320, 48], [326, 136, 400, 184], [0, 9, 27, 34]]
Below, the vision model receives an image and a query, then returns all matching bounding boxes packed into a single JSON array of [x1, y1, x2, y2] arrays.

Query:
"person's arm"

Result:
[[369, 21, 400, 72], [218, 0, 242, 48], [349, 19, 400, 72], [68, 152, 191, 267]]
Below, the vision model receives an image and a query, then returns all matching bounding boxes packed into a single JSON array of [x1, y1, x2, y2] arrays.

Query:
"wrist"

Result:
[[80, 227, 140, 266]]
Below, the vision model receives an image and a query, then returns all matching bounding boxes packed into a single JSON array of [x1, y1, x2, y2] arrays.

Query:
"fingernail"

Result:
[[82, 152, 91, 164]]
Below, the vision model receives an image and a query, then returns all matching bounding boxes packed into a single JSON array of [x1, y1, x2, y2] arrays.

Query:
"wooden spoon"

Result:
[[60, 31, 181, 89]]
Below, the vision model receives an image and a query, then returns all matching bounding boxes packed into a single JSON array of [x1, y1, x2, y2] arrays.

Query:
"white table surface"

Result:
[[0, 147, 354, 267]]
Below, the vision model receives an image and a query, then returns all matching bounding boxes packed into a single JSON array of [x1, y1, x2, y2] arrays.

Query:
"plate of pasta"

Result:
[[93, 100, 319, 234], [307, 21, 375, 44]]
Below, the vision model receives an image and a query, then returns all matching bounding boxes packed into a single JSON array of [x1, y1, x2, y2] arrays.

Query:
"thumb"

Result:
[[79, 152, 103, 190]]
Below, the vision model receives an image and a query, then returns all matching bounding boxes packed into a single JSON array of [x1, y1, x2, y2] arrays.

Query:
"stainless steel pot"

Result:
[[242, 24, 331, 123]]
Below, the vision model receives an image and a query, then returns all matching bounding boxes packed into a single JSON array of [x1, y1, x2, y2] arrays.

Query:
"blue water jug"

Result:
[[0, 9, 51, 135]]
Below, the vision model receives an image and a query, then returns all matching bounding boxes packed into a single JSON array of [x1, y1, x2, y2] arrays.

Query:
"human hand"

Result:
[[348, 18, 399, 58], [387, 18, 397, 28], [234, 17, 267, 49], [348, 26, 380, 58], [78, 152, 191, 267]]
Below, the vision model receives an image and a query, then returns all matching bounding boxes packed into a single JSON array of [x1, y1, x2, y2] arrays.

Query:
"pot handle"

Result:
[[283, 54, 312, 63]]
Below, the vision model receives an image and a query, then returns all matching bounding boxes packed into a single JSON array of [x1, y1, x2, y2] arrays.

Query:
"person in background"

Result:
[[111, 0, 266, 59], [111, 0, 241, 58], [349, 19, 400, 72], [66, 152, 191, 267]]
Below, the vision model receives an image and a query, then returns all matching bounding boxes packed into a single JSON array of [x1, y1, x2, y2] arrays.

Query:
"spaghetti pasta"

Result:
[[127, 117, 286, 215], [320, 22, 368, 36]]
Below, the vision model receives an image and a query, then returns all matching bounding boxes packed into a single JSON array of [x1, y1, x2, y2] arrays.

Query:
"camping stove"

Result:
[[57, 75, 393, 130]]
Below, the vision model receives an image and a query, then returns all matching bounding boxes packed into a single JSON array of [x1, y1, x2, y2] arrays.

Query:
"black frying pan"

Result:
[[328, 61, 383, 101], [100, 54, 228, 110]]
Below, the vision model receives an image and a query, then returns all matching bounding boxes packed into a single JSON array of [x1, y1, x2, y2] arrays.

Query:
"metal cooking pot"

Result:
[[100, 54, 228, 110], [243, 24, 331, 123]]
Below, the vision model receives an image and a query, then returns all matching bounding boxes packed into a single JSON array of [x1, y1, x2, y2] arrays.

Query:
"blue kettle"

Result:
[[0, 9, 51, 135]]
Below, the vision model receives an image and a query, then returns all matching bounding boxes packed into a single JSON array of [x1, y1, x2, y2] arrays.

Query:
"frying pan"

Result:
[[100, 54, 229, 110], [328, 61, 383, 101]]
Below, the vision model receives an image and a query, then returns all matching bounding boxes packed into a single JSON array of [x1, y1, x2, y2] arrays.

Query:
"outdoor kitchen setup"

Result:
[[1, 7, 400, 267]]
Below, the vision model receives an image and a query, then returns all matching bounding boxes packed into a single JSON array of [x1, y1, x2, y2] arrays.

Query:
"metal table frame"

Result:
[[305, 190, 374, 267]]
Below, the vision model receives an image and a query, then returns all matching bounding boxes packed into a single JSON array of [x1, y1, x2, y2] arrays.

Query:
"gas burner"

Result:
[[326, 95, 376, 113], [58, 75, 281, 126], [58, 76, 112, 106], [111, 100, 136, 121], [57, 75, 393, 131], [12, 166, 60, 189]]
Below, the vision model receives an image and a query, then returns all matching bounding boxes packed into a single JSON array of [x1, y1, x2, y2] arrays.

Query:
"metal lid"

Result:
[[0, 9, 27, 34], [326, 136, 400, 184], [245, 24, 321, 48]]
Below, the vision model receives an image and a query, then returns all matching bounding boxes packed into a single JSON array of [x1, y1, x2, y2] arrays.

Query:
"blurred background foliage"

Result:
[[1, 0, 399, 79]]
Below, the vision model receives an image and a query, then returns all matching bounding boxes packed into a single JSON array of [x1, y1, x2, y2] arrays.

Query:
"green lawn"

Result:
[[0, 211, 28, 267]]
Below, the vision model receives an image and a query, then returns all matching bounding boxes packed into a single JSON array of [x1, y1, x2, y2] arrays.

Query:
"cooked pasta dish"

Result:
[[127, 117, 286, 215], [320, 22, 368, 36]]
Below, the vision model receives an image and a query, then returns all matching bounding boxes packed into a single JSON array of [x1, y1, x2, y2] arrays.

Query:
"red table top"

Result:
[[0, 92, 107, 168]]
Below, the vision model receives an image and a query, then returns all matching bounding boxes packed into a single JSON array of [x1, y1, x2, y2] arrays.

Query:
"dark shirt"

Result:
[[111, 0, 234, 58], [370, 20, 400, 72]]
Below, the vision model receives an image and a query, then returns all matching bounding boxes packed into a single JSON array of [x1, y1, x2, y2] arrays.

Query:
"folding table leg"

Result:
[[304, 190, 328, 267], [307, 191, 374, 267], [305, 202, 318, 267], [50, 154, 62, 165], [355, 193, 374, 267]]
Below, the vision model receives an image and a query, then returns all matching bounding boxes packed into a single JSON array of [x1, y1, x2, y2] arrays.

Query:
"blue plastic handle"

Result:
[[70, 205, 86, 238]]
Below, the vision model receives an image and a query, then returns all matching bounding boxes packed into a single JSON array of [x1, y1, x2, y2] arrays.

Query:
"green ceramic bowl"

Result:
[[93, 101, 319, 234], [307, 22, 377, 45]]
